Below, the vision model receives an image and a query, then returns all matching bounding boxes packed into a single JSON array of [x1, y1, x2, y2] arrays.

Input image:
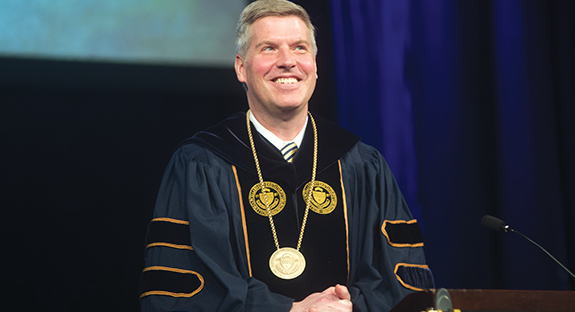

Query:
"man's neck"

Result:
[[248, 106, 308, 142], [249, 111, 307, 151]]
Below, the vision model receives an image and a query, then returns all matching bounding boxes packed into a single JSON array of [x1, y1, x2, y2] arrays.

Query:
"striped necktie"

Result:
[[281, 142, 298, 163]]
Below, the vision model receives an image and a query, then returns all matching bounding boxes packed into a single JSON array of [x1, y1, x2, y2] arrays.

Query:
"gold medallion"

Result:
[[249, 182, 286, 217], [302, 181, 337, 214], [269, 247, 306, 279]]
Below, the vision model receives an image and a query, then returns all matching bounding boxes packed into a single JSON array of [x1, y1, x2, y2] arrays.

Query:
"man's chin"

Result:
[[275, 102, 309, 113]]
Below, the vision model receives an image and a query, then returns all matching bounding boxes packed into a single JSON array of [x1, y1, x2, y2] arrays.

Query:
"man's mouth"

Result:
[[274, 77, 299, 84]]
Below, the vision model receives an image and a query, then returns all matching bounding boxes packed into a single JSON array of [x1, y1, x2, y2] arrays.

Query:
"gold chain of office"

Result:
[[246, 110, 317, 279]]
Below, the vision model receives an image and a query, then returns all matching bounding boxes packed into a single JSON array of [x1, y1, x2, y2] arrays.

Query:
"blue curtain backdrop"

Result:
[[331, 0, 574, 290]]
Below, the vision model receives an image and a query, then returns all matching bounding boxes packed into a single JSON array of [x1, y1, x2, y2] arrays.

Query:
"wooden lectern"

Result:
[[390, 289, 575, 312]]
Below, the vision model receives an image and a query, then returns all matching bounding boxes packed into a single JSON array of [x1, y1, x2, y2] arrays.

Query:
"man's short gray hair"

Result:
[[236, 0, 317, 58]]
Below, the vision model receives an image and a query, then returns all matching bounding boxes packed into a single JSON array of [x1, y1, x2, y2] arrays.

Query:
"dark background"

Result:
[[2, 0, 574, 311], [331, 0, 575, 293]]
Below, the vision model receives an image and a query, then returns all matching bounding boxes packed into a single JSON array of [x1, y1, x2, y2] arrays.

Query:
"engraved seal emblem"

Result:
[[269, 247, 306, 279], [302, 181, 337, 214], [249, 182, 286, 217]]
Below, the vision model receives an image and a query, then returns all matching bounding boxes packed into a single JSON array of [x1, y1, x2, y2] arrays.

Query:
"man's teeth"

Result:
[[274, 78, 298, 84]]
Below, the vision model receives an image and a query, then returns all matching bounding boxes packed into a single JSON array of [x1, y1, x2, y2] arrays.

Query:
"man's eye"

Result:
[[263, 46, 274, 51], [295, 46, 306, 51]]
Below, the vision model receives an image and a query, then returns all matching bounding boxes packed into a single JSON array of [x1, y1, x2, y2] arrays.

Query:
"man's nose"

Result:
[[276, 47, 296, 68]]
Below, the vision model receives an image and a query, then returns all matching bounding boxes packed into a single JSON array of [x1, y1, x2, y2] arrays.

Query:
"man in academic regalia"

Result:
[[139, 1, 434, 311]]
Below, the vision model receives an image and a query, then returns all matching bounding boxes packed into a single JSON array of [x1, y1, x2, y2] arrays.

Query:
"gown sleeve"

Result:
[[139, 144, 294, 312], [340, 142, 434, 312]]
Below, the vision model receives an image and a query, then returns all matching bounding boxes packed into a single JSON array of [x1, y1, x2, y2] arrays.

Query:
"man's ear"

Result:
[[235, 54, 246, 83]]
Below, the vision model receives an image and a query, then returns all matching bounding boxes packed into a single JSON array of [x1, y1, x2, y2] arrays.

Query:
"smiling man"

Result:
[[235, 13, 316, 142], [139, 1, 434, 312]]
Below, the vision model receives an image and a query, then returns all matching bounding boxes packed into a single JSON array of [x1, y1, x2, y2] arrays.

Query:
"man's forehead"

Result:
[[250, 15, 310, 41]]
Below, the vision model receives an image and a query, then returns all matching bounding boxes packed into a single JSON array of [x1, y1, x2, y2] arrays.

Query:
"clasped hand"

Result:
[[290, 284, 353, 312]]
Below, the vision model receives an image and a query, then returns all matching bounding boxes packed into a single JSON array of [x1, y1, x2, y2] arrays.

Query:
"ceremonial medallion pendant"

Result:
[[269, 247, 306, 279]]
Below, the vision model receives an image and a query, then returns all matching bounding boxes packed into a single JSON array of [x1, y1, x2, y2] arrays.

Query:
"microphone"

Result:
[[481, 215, 509, 232], [481, 215, 575, 280]]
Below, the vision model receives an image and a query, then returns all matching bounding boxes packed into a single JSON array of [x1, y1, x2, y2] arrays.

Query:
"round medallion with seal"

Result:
[[302, 181, 337, 215], [269, 247, 306, 280], [249, 181, 286, 217]]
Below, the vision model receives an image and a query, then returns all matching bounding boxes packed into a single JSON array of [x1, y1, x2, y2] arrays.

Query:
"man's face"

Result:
[[235, 15, 318, 116]]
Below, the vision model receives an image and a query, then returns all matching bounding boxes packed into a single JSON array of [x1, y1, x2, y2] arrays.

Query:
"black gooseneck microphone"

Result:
[[481, 215, 575, 280]]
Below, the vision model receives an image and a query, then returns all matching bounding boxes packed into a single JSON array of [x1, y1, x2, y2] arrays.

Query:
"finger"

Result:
[[321, 286, 336, 295], [334, 284, 351, 300]]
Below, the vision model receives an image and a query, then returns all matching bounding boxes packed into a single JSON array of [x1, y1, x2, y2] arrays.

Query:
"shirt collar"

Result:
[[249, 111, 308, 151]]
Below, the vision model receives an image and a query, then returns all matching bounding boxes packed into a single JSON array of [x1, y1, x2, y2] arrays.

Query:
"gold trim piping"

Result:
[[381, 219, 424, 248], [143, 265, 198, 274], [232, 165, 252, 277], [394, 263, 429, 292], [151, 217, 190, 225], [140, 266, 205, 298], [338, 160, 351, 283], [146, 242, 193, 251]]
